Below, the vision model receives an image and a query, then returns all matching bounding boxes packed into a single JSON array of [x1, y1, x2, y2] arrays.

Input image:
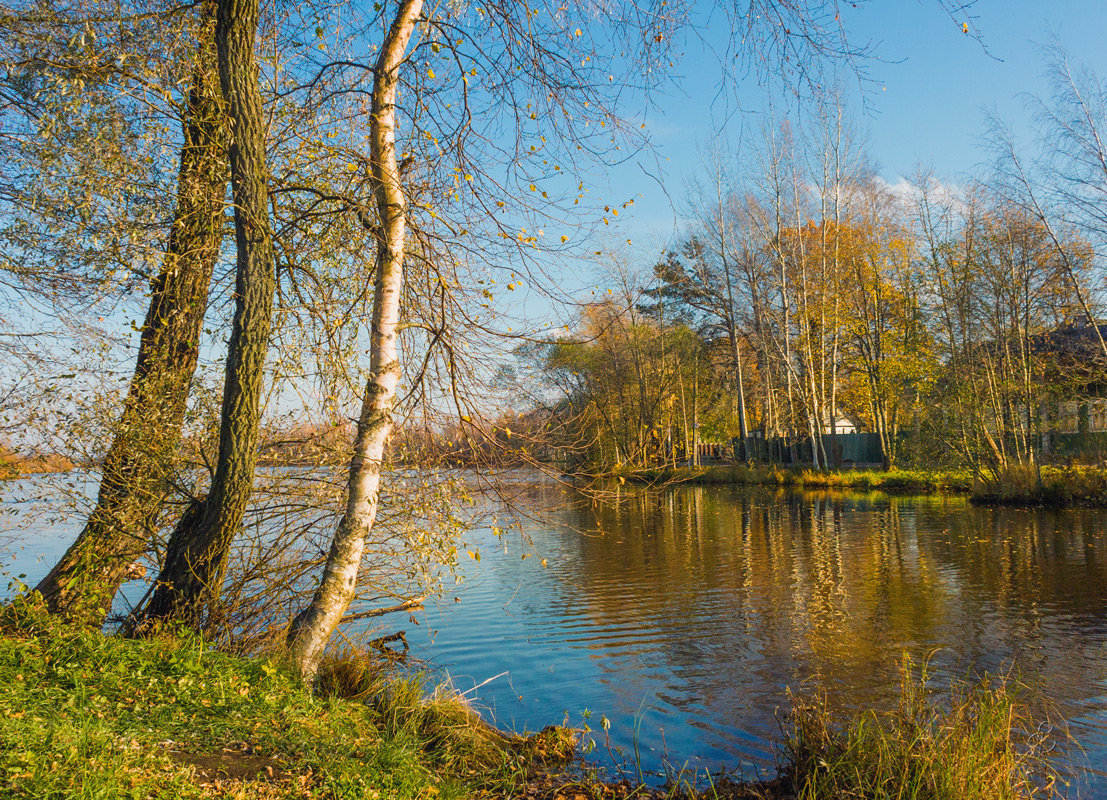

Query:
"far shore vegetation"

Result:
[[592, 463, 1107, 507], [0, 444, 75, 479]]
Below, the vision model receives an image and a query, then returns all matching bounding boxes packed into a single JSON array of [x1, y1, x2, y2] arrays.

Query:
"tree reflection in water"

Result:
[[407, 480, 1107, 793]]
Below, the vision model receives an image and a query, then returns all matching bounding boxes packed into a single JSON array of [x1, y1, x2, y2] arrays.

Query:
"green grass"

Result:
[[0, 599, 543, 799], [778, 659, 1064, 800], [611, 462, 1107, 507], [616, 465, 976, 495], [0, 601, 1068, 800]]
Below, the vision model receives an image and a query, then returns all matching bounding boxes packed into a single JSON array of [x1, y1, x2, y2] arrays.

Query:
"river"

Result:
[[4, 473, 1107, 796]]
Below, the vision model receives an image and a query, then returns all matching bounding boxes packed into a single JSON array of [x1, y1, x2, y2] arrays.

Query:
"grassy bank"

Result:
[[0, 600, 1065, 799], [611, 463, 1107, 508], [613, 465, 975, 495], [970, 465, 1107, 507], [0, 600, 569, 800]]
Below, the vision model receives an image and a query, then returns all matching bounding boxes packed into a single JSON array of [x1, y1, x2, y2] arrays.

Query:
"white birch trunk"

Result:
[[287, 0, 423, 680]]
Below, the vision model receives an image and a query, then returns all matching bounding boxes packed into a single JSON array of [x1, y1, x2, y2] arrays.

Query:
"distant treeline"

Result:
[[503, 106, 1107, 476], [0, 443, 77, 477]]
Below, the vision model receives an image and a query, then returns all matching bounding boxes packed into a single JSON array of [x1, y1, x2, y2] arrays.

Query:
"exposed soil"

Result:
[[496, 770, 794, 799], [166, 743, 290, 783]]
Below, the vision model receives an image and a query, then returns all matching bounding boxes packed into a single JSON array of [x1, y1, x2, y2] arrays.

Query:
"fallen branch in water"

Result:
[[367, 630, 408, 651], [339, 595, 426, 624]]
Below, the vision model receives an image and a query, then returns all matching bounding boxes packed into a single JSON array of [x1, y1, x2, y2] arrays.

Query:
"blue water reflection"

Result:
[[5, 474, 1107, 796], [401, 482, 1107, 797]]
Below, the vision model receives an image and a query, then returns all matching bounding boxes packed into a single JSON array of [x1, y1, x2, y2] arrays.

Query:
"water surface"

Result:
[[402, 480, 1107, 796], [5, 474, 1107, 796]]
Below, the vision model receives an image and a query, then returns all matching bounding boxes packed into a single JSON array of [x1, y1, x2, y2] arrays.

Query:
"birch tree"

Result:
[[282, 0, 685, 678], [284, 0, 422, 678]]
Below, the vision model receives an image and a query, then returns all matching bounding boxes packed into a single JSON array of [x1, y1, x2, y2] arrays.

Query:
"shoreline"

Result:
[[9, 459, 1107, 509], [584, 464, 1107, 508], [607, 464, 973, 494], [0, 599, 1062, 800], [0, 455, 78, 480]]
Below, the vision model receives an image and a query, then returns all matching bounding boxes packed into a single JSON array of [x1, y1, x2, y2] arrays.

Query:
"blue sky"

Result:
[[28, 0, 1107, 422], [581, 0, 1107, 268]]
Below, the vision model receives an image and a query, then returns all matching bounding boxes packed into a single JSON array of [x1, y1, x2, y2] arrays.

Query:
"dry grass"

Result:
[[0, 443, 76, 477], [971, 464, 1107, 507], [315, 645, 577, 774], [780, 658, 1065, 800]]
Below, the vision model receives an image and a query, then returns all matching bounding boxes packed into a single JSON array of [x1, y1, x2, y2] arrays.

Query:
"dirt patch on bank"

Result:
[[165, 742, 322, 798], [496, 771, 794, 799]]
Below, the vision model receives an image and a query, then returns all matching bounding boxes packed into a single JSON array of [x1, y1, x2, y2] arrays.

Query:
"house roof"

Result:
[[1036, 316, 1107, 360]]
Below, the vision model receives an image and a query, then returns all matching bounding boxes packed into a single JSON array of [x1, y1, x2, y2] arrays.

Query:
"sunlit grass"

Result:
[[616, 461, 1107, 507], [620, 465, 975, 494], [780, 658, 1064, 800], [0, 598, 541, 799], [971, 464, 1107, 507]]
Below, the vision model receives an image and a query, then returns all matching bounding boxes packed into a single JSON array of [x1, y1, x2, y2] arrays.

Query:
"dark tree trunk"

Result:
[[34, 6, 226, 625], [130, 0, 274, 630]]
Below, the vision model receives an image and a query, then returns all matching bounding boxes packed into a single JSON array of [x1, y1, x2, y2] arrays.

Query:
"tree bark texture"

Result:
[[34, 6, 226, 625], [286, 0, 423, 680], [132, 0, 275, 629]]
